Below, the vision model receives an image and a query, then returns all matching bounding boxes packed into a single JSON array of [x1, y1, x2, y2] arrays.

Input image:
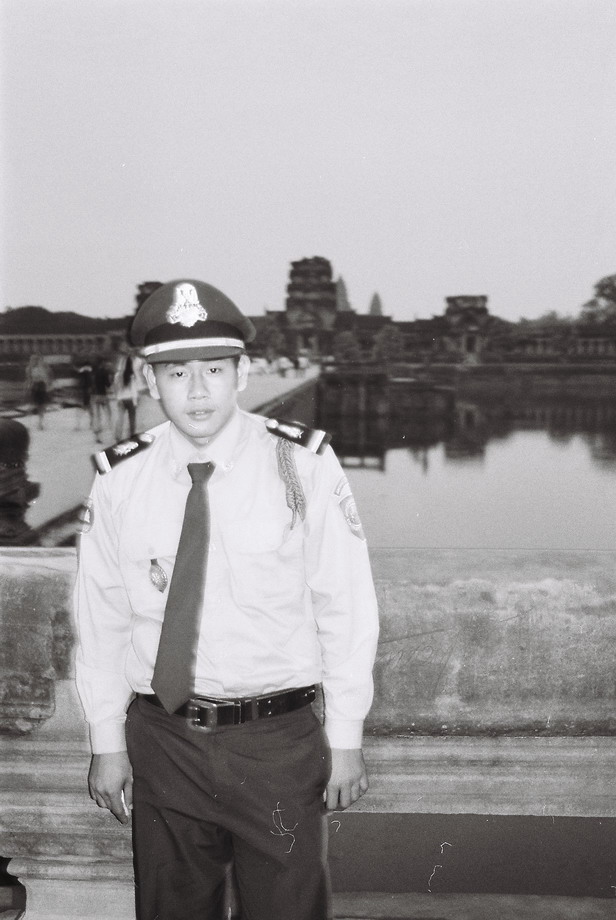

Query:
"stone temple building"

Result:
[[2, 257, 616, 366], [254, 260, 508, 365]]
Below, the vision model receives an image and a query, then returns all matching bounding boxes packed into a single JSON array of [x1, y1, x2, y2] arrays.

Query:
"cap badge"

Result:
[[166, 283, 208, 328]]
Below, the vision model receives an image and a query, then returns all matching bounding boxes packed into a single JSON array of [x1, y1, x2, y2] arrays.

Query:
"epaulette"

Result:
[[265, 417, 331, 455], [93, 431, 156, 474]]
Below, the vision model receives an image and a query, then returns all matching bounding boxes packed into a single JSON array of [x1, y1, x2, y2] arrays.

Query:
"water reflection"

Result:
[[320, 396, 616, 467], [314, 387, 616, 550]]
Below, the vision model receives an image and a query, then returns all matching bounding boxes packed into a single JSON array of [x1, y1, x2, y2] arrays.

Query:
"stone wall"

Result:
[[5, 547, 616, 738], [1, 547, 615, 917], [367, 548, 616, 736]]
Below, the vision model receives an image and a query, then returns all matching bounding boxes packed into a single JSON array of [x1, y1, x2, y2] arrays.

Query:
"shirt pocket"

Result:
[[120, 531, 181, 620], [220, 516, 306, 609]]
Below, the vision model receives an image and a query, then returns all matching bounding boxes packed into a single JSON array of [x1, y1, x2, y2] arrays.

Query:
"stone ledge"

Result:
[[360, 736, 616, 817], [6, 856, 134, 920], [7, 857, 133, 882], [333, 892, 616, 919]]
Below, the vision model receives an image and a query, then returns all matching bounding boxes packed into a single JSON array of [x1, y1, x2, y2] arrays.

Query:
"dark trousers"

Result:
[[126, 696, 332, 920], [115, 399, 137, 439]]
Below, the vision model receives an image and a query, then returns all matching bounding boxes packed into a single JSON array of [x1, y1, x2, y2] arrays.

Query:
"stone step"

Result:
[[3, 888, 613, 920], [333, 892, 616, 919]]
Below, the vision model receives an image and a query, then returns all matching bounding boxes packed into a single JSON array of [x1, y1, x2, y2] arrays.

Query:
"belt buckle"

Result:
[[186, 698, 221, 732]]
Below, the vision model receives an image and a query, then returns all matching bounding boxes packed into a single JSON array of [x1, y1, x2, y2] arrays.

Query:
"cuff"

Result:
[[89, 718, 128, 754], [323, 718, 364, 749]]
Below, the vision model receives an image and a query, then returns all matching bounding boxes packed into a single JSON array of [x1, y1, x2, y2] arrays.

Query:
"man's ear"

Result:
[[237, 354, 250, 393], [143, 363, 160, 400]]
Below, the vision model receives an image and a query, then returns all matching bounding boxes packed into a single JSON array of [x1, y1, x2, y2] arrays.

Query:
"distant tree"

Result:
[[594, 274, 616, 305], [579, 298, 616, 324], [368, 293, 383, 316], [515, 311, 572, 329], [578, 274, 616, 323], [371, 324, 404, 362], [333, 331, 362, 362], [335, 276, 352, 312], [536, 311, 564, 325]]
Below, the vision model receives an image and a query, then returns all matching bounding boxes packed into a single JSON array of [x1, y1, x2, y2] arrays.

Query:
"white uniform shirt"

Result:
[[74, 409, 379, 754]]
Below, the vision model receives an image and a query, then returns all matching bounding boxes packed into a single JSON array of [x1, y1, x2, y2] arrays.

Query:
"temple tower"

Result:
[[285, 256, 338, 355]]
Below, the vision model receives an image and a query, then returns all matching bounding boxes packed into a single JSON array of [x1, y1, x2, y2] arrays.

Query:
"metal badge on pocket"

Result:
[[149, 559, 168, 592]]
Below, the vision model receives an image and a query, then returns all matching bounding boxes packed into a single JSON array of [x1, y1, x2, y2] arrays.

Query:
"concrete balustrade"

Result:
[[1, 547, 615, 917]]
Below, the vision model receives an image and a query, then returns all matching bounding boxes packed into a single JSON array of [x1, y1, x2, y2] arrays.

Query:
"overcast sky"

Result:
[[1, 0, 615, 323]]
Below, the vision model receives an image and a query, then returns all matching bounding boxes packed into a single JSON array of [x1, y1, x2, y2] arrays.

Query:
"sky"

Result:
[[1, 0, 615, 324]]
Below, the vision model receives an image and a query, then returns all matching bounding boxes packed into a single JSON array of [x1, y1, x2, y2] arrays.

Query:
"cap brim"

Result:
[[145, 344, 245, 364]]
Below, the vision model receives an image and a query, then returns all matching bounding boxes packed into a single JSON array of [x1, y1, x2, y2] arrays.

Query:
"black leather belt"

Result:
[[138, 685, 316, 731]]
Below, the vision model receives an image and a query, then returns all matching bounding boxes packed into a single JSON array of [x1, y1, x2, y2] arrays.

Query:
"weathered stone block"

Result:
[[368, 549, 616, 735], [0, 550, 76, 734]]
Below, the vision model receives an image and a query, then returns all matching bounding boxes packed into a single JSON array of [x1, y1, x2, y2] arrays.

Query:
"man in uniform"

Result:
[[74, 278, 379, 920]]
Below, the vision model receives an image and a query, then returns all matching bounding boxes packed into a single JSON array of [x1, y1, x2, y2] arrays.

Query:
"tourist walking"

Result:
[[90, 355, 114, 443], [25, 353, 51, 429], [74, 278, 379, 920], [73, 359, 94, 431], [113, 346, 140, 440]]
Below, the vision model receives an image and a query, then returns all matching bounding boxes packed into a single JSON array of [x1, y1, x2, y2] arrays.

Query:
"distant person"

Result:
[[91, 355, 114, 443], [74, 359, 94, 431], [131, 352, 148, 393], [26, 354, 51, 430], [0, 419, 40, 545], [113, 346, 140, 440], [276, 355, 293, 378]]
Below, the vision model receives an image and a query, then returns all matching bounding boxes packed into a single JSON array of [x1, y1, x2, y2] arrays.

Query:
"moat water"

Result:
[[279, 378, 616, 551], [6, 371, 615, 552], [347, 427, 616, 550]]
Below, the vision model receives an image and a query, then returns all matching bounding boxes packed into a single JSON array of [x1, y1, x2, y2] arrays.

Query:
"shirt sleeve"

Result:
[[303, 447, 379, 749], [73, 471, 135, 754]]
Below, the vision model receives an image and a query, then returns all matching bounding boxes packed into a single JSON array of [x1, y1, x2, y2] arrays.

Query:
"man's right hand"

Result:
[[88, 751, 133, 825]]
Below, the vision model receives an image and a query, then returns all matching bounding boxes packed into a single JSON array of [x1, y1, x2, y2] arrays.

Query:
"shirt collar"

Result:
[[168, 409, 243, 478]]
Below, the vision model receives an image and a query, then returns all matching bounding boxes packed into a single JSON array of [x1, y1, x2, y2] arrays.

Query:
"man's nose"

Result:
[[188, 372, 210, 398]]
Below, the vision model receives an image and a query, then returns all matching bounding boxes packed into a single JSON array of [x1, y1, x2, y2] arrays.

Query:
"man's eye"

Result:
[[207, 366, 221, 374]]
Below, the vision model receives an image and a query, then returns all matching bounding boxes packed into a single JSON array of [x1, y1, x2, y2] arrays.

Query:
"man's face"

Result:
[[145, 354, 250, 448]]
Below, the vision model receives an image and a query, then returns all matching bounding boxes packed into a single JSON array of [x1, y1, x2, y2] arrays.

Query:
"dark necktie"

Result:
[[151, 461, 215, 713]]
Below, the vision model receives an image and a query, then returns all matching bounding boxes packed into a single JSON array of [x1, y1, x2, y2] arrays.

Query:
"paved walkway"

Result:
[[2, 889, 614, 919], [16, 366, 318, 533]]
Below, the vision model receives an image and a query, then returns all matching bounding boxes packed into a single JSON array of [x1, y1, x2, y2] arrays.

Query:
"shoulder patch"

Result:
[[335, 475, 366, 540], [265, 417, 331, 455], [93, 432, 156, 474]]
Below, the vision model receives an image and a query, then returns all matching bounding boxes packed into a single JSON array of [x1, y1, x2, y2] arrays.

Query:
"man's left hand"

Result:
[[326, 748, 369, 811]]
